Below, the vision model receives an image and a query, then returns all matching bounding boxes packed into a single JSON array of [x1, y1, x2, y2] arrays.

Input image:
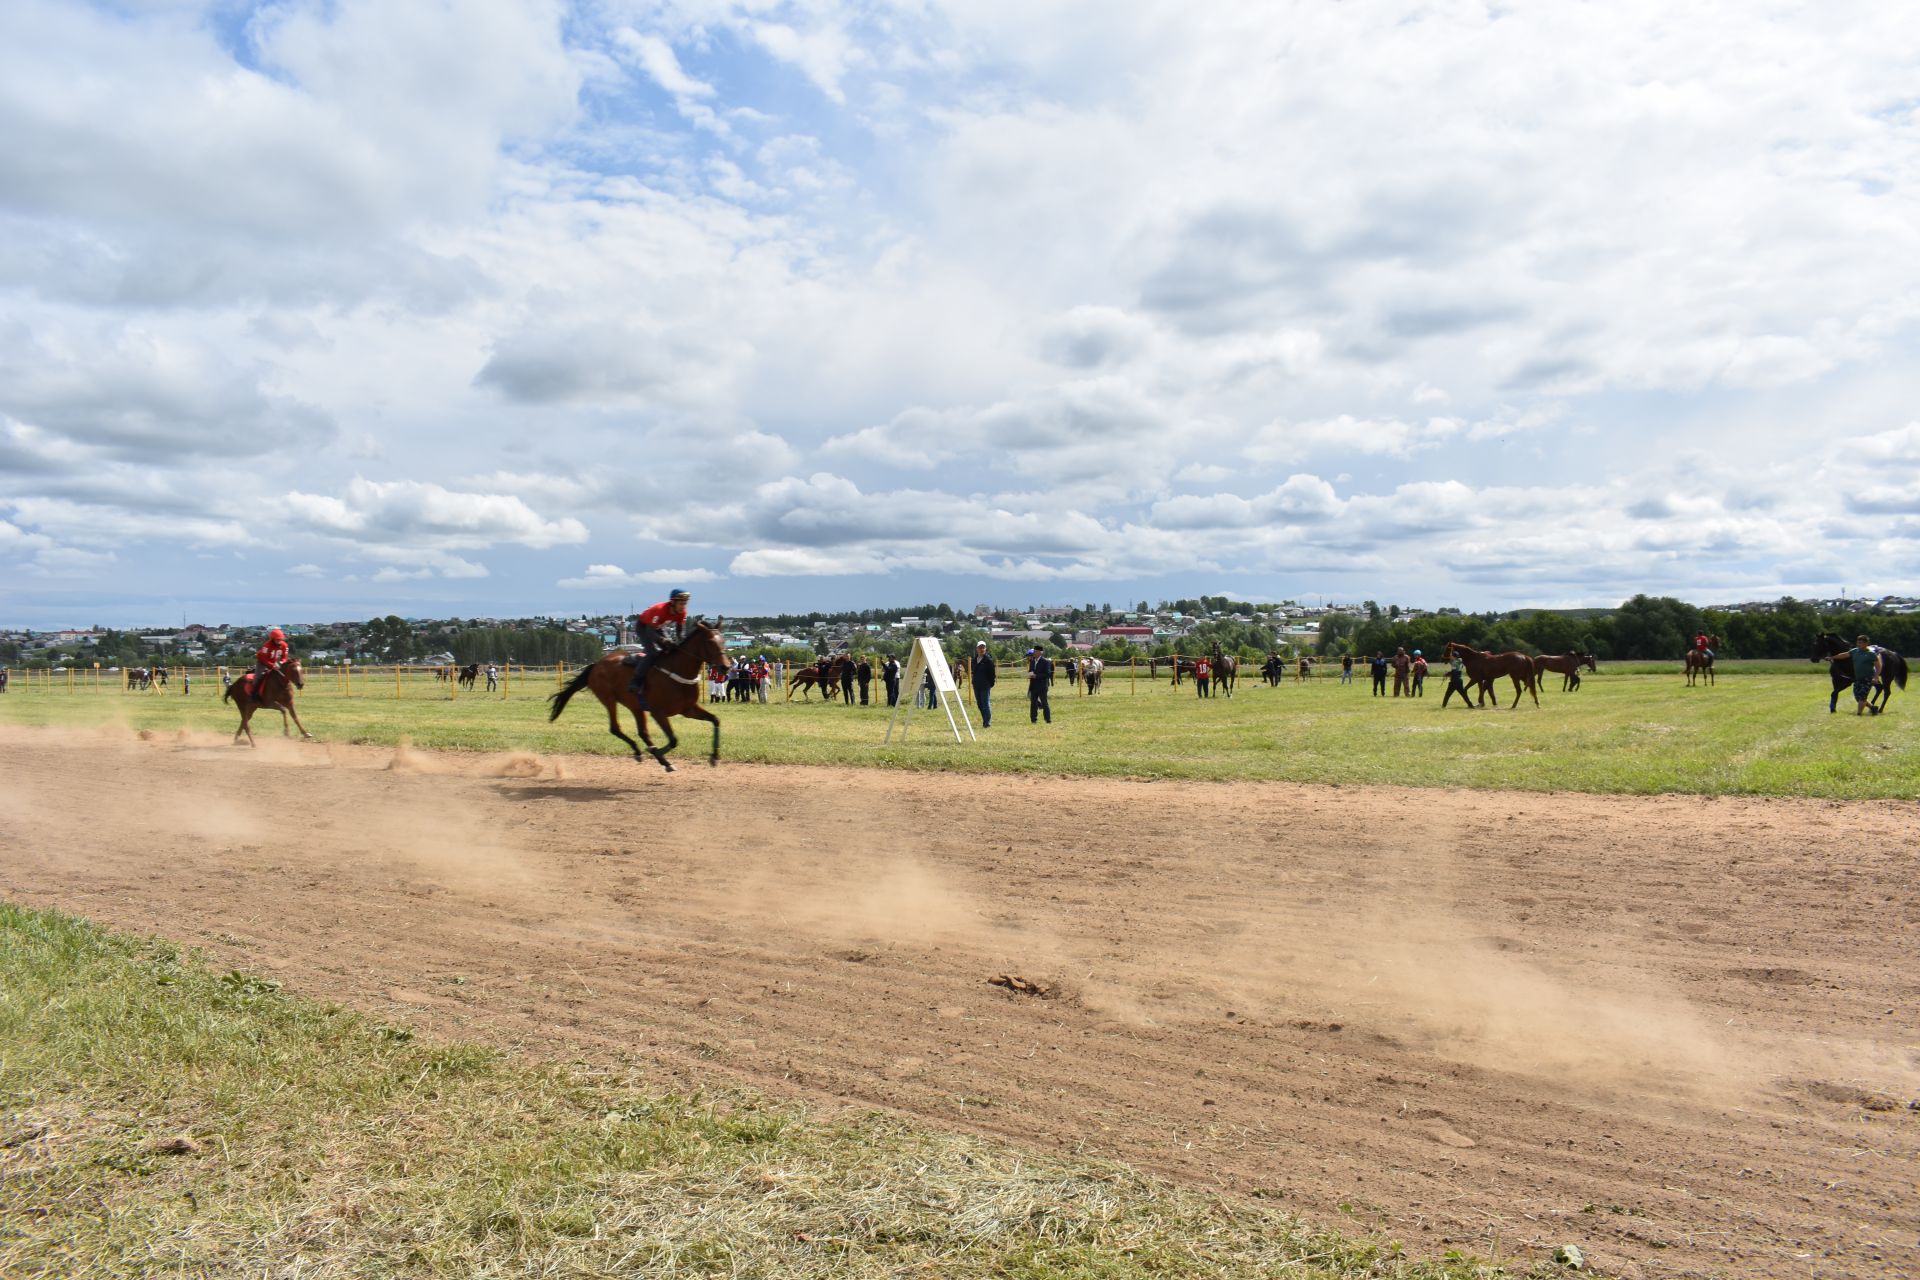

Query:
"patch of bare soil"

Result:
[[2, 726, 1915, 1277]]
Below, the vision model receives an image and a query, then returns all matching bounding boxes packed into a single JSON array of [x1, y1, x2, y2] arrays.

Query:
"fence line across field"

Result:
[[2, 649, 1329, 701]]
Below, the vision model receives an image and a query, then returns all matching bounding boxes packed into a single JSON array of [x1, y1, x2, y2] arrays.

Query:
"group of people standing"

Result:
[[709, 656, 777, 703], [1366, 647, 1431, 698], [967, 642, 1057, 726]]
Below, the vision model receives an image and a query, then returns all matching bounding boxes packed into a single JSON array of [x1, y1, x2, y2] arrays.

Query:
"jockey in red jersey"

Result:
[[1694, 631, 1713, 660], [252, 628, 290, 696], [627, 590, 691, 707]]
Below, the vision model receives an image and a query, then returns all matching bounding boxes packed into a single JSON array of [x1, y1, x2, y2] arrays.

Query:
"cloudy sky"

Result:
[[3, 1, 1917, 628]]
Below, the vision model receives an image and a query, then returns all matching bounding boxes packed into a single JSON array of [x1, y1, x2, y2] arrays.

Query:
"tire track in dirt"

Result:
[[2, 726, 1915, 1278]]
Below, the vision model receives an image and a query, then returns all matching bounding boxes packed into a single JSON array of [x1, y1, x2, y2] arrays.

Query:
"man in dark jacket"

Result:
[[839, 654, 857, 705], [1027, 649, 1053, 724], [882, 655, 901, 706], [970, 641, 997, 727], [856, 656, 873, 705]]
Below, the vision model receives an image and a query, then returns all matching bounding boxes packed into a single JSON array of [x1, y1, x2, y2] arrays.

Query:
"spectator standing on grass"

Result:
[[883, 654, 901, 707], [1370, 653, 1389, 696], [486, 664, 499, 692], [1441, 651, 1473, 708], [1827, 635, 1884, 716], [837, 654, 854, 705], [754, 656, 771, 703], [1391, 646, 1411, 697], [1028, 649, 1054, 723], [970, 641, 997, 727], [1194, 655, 1211, 698], [856, 656, 873, 705], [1410, 650, 1427, 697], [1340, 654, 1353, 684]]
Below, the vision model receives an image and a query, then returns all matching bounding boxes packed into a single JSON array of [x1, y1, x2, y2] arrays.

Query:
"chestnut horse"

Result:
[[1533, 651, 1598, 692], [1443, 641, 1539, 708], [785, 655, 851, 701], [1684, 634, 1719, 687], [224, 659, 314, 745], [548, 620, 727, 771]]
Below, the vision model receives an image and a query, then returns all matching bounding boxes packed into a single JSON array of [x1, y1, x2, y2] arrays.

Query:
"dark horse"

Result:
[[548, 620, 727, 771], [1443, 641, 1539, 708], [1684, 634, 1720, 687], [224, 659, 314, 746], [458, 662, 480, 690], [1210, 649, 1238, 699], [1810, 632, 1907, 714], [1533, 651, 1598, 692]]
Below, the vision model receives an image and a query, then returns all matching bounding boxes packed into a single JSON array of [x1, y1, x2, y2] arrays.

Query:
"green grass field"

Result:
[[0, 902, 1549, 1279], [2, 659, 1911, 798]]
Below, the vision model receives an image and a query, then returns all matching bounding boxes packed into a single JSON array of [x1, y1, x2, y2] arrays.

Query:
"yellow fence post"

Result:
[[1131, 654, 1135, 694]]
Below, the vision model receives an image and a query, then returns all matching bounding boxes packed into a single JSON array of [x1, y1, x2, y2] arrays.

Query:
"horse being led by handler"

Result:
[[1209, 647, 1238, 699], [223, 659, 314, 746], [548, 619, 728, 771], [1081, 656, 1104, 694], [1442, 641, 1539, 708], [1811, 632, 1907, 715]]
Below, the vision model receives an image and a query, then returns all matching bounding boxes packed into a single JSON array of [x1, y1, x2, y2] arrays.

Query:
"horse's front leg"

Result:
[[284, 702, 316, 740], [680, 705, 722, 766]]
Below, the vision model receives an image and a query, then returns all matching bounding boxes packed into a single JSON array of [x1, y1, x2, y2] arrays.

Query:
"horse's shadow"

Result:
[[490, 784, 630, 803]]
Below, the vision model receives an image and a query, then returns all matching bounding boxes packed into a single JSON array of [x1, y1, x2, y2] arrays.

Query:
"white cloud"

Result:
[[281, 477, 587, 551], [4, 1, 1919, 621], [556, 564, 720, 589]]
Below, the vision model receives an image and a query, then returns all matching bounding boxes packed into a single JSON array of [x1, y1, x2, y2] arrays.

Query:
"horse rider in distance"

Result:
[[628, 589, 691, 711]]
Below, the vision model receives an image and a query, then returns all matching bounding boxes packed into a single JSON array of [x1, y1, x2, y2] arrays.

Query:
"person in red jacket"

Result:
[[252, 627, 290, 695], [627, 590, 691, 706]]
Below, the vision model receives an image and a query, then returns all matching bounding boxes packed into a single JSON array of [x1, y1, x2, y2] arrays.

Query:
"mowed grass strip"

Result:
[[0, 903, 1544, 1279], [3, 662, 1913, 798]]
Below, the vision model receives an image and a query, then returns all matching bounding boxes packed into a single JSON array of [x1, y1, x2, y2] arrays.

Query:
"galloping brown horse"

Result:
[[224, 659, 314, 745], [1684, 635, 1719, 687], [548, 620, 727, 771], [785, 655, 851, 701], [1533, 650, 1598, 692], [1443, 641, 1539, 708]]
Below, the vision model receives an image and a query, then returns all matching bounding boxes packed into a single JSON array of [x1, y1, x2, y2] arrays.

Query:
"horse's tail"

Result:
[[548, 660, 598, 722], [1894, 656, 1909, 690]]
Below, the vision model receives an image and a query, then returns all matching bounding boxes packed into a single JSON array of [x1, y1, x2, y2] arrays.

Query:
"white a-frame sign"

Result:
[[885, 637, 976, 744]]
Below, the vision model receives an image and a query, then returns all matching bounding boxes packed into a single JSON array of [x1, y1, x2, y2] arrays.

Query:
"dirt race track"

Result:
[[3, 726, 1916, 1278]]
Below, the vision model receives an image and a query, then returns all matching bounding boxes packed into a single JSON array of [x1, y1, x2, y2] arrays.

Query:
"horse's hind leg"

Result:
[[649, 711, 680, 771], [606, 701, 648, 761]]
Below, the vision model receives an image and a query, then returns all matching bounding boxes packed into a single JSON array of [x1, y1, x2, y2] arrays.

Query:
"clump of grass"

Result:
[[0, 903, 1551, 1278]]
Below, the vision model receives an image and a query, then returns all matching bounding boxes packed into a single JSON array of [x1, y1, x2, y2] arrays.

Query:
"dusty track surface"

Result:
[[3, 726, 1916, 1278]]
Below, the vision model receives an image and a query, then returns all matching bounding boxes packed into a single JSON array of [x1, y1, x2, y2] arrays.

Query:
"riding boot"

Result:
[[627, 659, 651, 711]]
